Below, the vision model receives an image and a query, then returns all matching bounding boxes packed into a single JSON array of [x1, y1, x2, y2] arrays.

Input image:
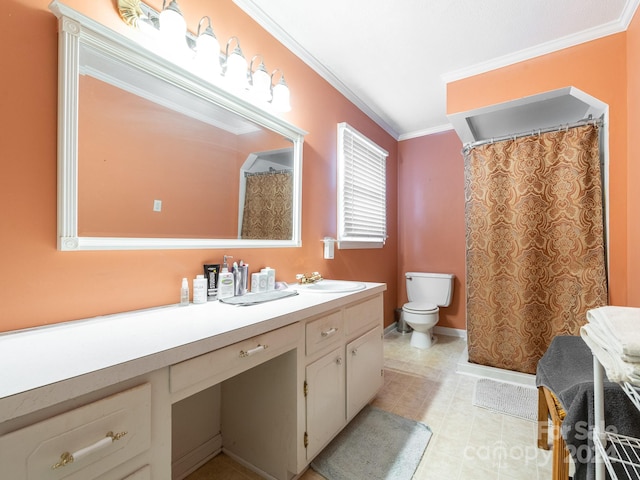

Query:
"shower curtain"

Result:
[[241, 170, 293, 240], [464, 124, 608, 374]]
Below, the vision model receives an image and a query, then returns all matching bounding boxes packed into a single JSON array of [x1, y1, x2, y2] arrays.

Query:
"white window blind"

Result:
[[337, 122, 388, 248]]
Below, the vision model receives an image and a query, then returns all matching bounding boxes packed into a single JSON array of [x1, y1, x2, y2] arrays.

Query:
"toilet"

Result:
[[402, 272, 455, 349]]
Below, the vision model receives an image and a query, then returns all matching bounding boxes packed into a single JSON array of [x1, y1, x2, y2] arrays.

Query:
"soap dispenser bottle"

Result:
[[218, 255, 235, 300]]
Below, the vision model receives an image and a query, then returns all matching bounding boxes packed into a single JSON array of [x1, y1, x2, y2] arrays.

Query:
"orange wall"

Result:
[[397, 131, 466, 329], [627, 10, 640, 305], [446, 33, 629, 307], [0, 0, 398, 332]]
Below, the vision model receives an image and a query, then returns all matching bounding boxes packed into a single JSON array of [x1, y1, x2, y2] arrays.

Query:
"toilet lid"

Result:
[[403, 302, 438, 314]]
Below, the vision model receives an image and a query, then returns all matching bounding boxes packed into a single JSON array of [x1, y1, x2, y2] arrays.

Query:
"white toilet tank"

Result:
[[405, 272, 455, 306]]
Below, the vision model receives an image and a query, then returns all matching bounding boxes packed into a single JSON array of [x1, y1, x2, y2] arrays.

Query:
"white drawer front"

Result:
[[344, 294, 383, 337], [0, 383, 151, 480], [170, 323, 301, 399], [305, 310, 344, 356]]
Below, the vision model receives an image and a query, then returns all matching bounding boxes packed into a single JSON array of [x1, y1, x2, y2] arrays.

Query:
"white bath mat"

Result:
[[472, 378, 538, 422]]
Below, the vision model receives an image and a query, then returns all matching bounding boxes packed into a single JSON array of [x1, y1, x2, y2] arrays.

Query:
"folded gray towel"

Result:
[[536, 335, 640, 480]]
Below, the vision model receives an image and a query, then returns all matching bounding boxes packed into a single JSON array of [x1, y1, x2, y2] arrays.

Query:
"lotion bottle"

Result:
[[180, 278, 189, 306], [218, 255, 235, 300]]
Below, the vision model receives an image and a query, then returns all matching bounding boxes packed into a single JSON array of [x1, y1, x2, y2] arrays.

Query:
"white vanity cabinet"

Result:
[[302, 294, 384, 461], [0, 284, 385, 480]]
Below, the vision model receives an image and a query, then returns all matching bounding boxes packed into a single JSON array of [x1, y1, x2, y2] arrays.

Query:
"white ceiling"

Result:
[[234, 0, 638, 140]]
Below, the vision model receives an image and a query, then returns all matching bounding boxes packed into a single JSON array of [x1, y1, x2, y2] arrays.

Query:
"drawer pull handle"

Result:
[[240, 344, 268, 358], [51, 431, 127, 469], [321, 327, 338, 338], [336, 356, 343, 365]]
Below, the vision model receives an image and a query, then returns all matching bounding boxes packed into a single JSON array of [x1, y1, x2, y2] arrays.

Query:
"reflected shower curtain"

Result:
[[241, 170, 293, 240], [464, 124, 608, 374]]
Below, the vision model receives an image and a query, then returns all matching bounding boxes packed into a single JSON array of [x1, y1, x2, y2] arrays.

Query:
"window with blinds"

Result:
[[337, 122, 388, 248]]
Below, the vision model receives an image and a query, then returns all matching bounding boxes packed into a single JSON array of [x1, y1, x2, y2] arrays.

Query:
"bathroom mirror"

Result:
[[51, 2, 306, 250]]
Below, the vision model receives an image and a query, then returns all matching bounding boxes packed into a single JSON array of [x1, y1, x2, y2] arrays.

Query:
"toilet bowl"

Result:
[[402, 303, 439, 349], [402, 272, 454, 350]]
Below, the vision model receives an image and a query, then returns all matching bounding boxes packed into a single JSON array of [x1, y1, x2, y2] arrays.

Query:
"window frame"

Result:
[[336, 122, 389, 249]]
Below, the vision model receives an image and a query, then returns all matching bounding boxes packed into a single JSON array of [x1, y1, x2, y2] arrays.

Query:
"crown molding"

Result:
[[399, 123, 454, 141], [442, 0, 640, 84]]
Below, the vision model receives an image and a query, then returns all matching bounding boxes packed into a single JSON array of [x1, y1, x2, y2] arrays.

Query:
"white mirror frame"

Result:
[[50, 1, 306, 251]]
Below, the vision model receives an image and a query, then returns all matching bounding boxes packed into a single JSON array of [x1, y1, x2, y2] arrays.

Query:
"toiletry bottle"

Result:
[[218, 256, 235, 300], [193, 274, 207, 304], [240, 262, 249, 294], [233, 261, 242, 296], [251, 272, 260, 293], [180, 278, 189, 306], [258, 272, 268, 292], [262, 267, 276, 291], [203, 264, 220, 301]]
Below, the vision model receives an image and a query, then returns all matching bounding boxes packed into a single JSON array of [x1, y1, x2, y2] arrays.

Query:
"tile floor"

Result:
[[186, 331, 555, 480]]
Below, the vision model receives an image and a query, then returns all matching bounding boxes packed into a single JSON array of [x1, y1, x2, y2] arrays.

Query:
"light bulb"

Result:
[[159, 0, 188, 54], [271, 73, 291, 112], [195, 17, 221, 79]]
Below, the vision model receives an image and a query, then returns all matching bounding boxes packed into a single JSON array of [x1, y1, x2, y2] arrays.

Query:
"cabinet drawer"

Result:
[[305, 310, 344, 356], [344, 295, 383, 337], [0, 383, 151, 480], [170, 323, 301, 399]]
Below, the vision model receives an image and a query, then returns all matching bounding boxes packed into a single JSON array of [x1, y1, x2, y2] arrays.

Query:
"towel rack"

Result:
[[592, 356, 640, 479]]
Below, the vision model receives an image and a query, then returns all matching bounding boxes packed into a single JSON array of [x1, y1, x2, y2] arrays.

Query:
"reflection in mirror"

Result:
[[51, 2, 306, 250], [238, 148, 294, 240], [78, 75, 293, 240]]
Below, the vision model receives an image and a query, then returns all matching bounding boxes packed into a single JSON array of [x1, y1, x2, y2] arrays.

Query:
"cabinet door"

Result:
[[346, 326, 383, 420], [305, 347, 345, 460]]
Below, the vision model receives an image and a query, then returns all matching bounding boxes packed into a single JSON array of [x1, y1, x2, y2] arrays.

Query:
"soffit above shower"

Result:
[[448, 87, 607, 146]]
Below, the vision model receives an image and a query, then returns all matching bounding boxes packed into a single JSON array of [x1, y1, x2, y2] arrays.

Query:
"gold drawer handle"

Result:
[[239, 344, 268, 358], [321, 327, 338, 338], [51, 431, 127, 469]]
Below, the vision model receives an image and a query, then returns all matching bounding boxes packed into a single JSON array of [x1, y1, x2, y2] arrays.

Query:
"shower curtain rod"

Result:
[[462, 115, 603, 154], [245, 167, 292, 177]]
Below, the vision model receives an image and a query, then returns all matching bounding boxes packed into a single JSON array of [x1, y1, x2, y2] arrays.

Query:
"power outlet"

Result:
[[153, 199, 162, 212]]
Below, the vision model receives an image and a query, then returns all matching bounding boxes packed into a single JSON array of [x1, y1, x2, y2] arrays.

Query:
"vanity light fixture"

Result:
[[249, 55, 272, 103], [195, 16, 221, 78], [224, 37, 249, 91], [271, 69, 292, 113], [116, 0, 293, 113], [159, 0, 188, 52]]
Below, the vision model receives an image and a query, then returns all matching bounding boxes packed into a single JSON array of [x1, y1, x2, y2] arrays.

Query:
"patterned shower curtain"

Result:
[[464, 124, 608, 374], [241, 170, 293, 240]]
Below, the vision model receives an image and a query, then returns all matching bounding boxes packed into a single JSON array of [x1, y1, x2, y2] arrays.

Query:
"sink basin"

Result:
[[298, 280, 366, 293]]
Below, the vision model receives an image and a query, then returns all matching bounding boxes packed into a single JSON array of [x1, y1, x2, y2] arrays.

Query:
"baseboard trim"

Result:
[[384, 323, 399, 334], [172, 434, 222, 480], [386, 323, 467, 339], [223, 448, 279, 480], [434, 325, 467, 339]]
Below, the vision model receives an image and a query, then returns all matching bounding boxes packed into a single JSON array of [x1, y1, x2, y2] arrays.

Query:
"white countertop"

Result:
[[0, 283, 385, 422]]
